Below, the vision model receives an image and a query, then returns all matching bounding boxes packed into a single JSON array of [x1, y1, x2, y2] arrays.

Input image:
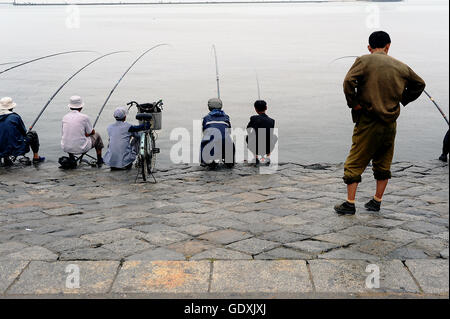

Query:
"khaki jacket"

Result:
[[343, 51, 426, 123]]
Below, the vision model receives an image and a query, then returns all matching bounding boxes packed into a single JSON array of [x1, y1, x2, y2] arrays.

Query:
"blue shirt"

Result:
[[0, 113, 30, 158], [103, 121, 145, 168]]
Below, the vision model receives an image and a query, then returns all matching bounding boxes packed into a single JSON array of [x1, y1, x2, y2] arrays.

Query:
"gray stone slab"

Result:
[[191, 248, 252, 260], [388, 246, 430, 259], [318, 248, 379, 261], [259, 230, 309, 243], [0, 242, 29, 257], [102, 238, 155, 257], [7, 261, 119, 295], [440, 249, 449, 259], [59, 247, 120, 261], [210, 260, 313, 293], [126, 248, 185, 261], [175, 224, 218, 236], [309, 260, 420, 293], [2, 246, 58, 261], [44, 238, 92, 253], [272, 215, 310, 226], [227, 238, 280, 255], [0, 260, 29, 293], [112, 261, 210, 293], [313, 233, 359, 246], [284, 240, 339, 254], [140, 229, 192, 246], [254, 248, 313, 260], [198, 229, 252, 245], [405, 259, 449, 294], [80, 228, 144, 245], [400, 221, 448, 235], [373, 228, 428, 243], [352, 239, 402, 257]]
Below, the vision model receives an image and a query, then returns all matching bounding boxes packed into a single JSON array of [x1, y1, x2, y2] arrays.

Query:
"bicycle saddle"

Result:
[[136, 113, 153, 121]]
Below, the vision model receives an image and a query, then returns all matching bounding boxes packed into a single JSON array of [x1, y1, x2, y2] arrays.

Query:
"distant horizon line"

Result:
[[9, 0, 404, 6]]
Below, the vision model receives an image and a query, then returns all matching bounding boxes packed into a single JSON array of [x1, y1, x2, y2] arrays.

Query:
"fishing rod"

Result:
[[93, 43, 169, 128], [0, 50, 95, 76], [423, 90, 449, 126], [212, 45, 220, 99], [28, 51, 126, 132], [255, 70, 261, 100], [0, 61, 22, 66], [331, 55, 449, 126]]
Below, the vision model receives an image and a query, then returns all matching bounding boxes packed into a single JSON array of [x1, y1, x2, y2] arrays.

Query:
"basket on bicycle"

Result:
[[137, 102, 162, 130]]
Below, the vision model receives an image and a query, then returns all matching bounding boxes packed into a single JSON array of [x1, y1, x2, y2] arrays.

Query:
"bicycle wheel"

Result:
[[140, 134, 149, 182], [147, 132, 156, 174]]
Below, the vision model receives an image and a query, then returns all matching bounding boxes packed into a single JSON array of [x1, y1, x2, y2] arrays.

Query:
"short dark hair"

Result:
[[369, 31, 391, 49], [254, 100, 267, 112]]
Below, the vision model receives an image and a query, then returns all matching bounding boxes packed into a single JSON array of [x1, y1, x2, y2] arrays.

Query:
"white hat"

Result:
[[113, 107, 127, 120], [68, 95, 84, 109], [0, 97, 16, 110]]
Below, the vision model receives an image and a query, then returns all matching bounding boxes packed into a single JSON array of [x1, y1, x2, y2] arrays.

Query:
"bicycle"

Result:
[[127, 100, 163, 182]]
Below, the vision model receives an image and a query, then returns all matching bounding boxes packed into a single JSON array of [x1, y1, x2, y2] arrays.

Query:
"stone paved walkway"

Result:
[[0, 160, 448, 297]]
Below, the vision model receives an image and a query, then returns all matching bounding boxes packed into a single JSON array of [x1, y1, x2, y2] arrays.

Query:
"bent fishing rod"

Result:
[[0, 50, 96, 76], [212, 44, 220, 99], [28, 51, 126, 132], [331, 55, 449, 126], [255, 70, 261, 100], [0, 61, 22, 66], [93, 43, 169, 128]]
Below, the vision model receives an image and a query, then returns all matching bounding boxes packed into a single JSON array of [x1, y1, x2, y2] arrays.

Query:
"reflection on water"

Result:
[[0, 1, 448, 167]]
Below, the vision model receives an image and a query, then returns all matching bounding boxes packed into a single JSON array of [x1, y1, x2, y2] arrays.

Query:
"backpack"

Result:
[[58, 156, 77, 169]]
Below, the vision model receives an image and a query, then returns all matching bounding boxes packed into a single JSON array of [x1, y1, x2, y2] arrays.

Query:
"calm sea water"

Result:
[[0, 1, 448, 167]]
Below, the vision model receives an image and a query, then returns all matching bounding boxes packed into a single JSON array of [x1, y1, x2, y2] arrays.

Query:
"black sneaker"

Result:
[[334, 201, 356, 215], [439, 154, 447, 162], [96, 158, 104, 168], [365, 198, 381, 212]]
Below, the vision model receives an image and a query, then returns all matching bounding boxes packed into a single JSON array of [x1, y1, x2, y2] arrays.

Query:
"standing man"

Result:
[[61, 96, 104, 167], [334, 31, 426, 215]]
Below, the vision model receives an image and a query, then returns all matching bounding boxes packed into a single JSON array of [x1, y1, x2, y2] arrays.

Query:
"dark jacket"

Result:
[[201, 109, 233, 162], [344, 51, 426, 123], [0, 112, 30, 157], [246, 113, 277, 156]]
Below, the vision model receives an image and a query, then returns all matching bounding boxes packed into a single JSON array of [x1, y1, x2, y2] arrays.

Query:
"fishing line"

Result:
[[28, 51, 126, 132], [93, 44, 169, 128], [0, 50, 96, 76]]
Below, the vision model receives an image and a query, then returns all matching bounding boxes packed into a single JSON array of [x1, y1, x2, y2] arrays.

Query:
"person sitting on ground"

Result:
[[0, 97, 45, 166], [438, 129, 449, 162], [200, 98, 235, 168], [61, 95, 104, 167], [246, 100, 277, 164], [103, 107, 150, 170]]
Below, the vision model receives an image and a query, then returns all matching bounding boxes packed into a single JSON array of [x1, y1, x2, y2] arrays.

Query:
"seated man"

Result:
[[0, 97, 45, 166], [246, 100, 277, 164], [61, 96, 104, 167], [200, 98, 235, 168], [103, 107, 149, 170]]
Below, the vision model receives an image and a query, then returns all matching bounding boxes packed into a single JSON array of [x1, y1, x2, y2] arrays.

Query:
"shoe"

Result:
[[438, 154, 447, 162], [3, 157, 13, 166], [365, 198, 381, 212], [334, 201, 356, 215], [32, 156, 45, 164], [97, 158, 104, 168]]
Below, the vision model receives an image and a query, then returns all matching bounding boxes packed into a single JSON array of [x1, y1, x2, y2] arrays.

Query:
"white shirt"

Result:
[[61, 110, 93, 154]]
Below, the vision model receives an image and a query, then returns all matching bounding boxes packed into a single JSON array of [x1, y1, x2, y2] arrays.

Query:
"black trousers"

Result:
[[443, 130, 449, 156], [26, 131, 40, 154]]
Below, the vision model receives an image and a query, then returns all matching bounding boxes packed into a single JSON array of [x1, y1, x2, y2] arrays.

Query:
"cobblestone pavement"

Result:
[[0, 160, 448, 297]]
